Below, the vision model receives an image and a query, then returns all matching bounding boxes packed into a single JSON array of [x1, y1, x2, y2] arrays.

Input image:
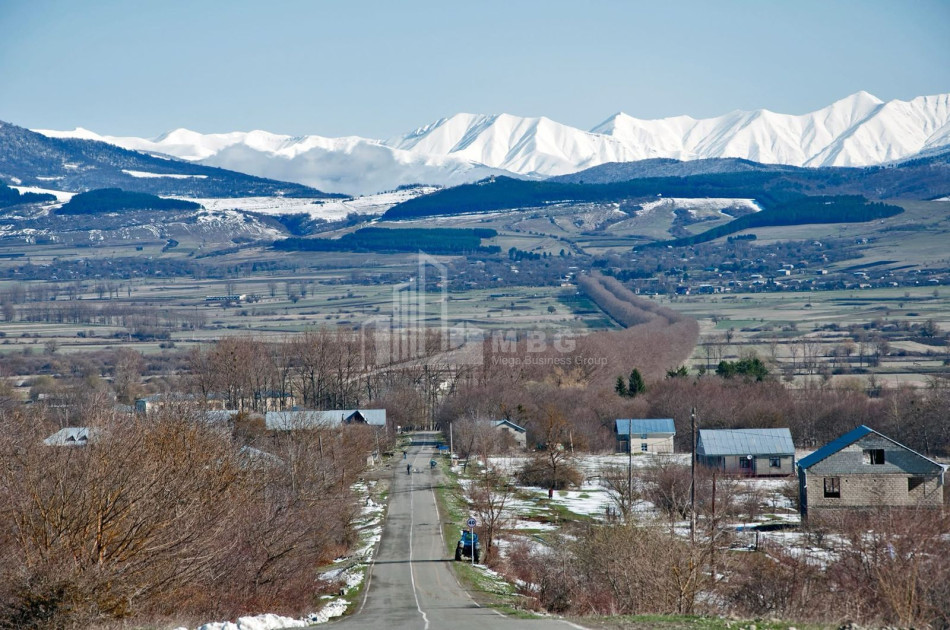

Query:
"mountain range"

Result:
[[35, 92, 950, 196], [0, 121, 333, 199]]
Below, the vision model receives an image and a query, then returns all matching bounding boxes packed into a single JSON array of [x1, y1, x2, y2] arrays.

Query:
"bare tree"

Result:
[[600, 464, 640, 520], [466, 466, 515, 562]]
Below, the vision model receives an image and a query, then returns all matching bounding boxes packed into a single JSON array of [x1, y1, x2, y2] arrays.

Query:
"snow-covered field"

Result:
[[465, 453, 800, 548], [10, 185, 75, 203], [637, 197, 761, 219], [181, 187, 437, 222], [123, 169, 208, 179]]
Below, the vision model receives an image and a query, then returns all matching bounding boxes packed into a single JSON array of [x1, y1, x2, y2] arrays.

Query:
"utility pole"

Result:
[[627, 420, 633, 516], [690, 407, 696, 544]]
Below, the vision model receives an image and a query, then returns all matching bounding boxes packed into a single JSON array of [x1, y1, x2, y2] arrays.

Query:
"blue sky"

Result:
[[1, 0, 947, 138]]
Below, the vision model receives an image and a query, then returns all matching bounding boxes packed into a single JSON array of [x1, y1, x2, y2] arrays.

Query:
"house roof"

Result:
[[266, 409, 387, 430], [798, 424, 944, 472], [615, 418, 676, 436], [44, 427, 97, 446], [697, 428, 794, 456], [349, 409, 387, 426], [494, 419, 526, 433]]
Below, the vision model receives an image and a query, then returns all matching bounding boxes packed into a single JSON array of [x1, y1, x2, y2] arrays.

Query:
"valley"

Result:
[[2, 86, 950, 630]]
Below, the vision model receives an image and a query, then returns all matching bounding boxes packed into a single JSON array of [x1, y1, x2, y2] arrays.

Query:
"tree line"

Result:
[[273, 227, 499, 255], [57, 188, 202, 215]]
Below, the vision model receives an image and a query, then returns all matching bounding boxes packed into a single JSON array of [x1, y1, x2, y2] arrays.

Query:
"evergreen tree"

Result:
[[628, 369, 646, 397], [615, 376, 628, 397]]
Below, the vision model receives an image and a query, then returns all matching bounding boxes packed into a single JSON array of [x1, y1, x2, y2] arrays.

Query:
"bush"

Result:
[[516, 455, 583, 490], [0, 407, 369, 627]]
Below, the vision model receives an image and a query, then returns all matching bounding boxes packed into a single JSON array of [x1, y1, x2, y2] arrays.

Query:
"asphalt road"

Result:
[[329, 434, 583, 630]]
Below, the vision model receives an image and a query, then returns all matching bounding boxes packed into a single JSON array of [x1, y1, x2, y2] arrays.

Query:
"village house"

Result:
[[615, 418, 676, 454], [265, 409, 387, 431], [696, 428, 795, 476], [797, 425, 946, 519], [134, 393, 222, 414], [488, 419, 527, 450]]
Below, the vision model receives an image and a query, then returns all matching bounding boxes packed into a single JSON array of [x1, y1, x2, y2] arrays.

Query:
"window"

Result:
[[863, 449, 885, 465], [908, 477, 925, 492], [640, 443, 648, 452], [739, 457, 753, 469], [769, 457, 782, 468], [823, 477, 841, 498]]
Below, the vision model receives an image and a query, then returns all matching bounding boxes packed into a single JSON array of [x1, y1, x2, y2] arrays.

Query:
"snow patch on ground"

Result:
[[192, 600, 349, 630], [9, 185, 75, 202], [188, 481, 384, 629], [637, 197, 761, 218], [122, 169, 208, 179]]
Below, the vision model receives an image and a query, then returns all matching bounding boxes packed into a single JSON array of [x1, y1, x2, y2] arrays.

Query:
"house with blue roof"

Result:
[[797, 425, 946, 519], [696, 428, 795, 476], [614, 419, 676, 454]]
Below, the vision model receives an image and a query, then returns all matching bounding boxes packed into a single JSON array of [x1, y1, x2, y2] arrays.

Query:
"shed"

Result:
[[615, 418, 676, 454], [696, 428, 794, 476]]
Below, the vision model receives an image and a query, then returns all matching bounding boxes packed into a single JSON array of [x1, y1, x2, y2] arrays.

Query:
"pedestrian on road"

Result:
[[407, 463, 412, 475]]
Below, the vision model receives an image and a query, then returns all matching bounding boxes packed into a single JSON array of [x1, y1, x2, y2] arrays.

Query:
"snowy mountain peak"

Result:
[[33, 92, 950, 195]]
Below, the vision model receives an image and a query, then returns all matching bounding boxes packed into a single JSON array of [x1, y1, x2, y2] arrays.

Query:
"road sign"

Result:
[[467, 517, 477, 528]]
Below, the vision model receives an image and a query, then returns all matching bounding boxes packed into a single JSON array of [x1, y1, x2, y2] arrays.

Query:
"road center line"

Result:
[[408, 448, 430, 630]]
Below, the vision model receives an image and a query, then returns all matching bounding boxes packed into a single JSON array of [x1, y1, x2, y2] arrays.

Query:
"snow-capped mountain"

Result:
[[36, 92, 950, 195], [36, 127, 510, 197]]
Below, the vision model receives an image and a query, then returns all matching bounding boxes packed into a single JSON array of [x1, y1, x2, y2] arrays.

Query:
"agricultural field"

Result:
[[2, 196, 949, 392], [0, 246, 603, 360], [660, 286, 950, 387]]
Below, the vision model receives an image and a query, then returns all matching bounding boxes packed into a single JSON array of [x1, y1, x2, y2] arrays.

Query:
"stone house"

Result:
[[696, 428, 795, 476], [615, 418, 676, 454], [797, 425, 946, 519]]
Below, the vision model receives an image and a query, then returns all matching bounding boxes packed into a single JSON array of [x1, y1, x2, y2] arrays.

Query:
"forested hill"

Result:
[[0, 181, 55, 208], [57, 189, 202, 215], [0, 120, 341, 199], [641, 196, 905, 249], [382, 155, 950, 221]]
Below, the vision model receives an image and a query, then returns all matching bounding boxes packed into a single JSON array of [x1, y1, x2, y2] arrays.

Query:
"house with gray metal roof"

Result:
[[615, 419, 676, 454], [696, 428, 795, 476], [44, 427, 99, 446], [797, 425, 946, 519], [266, 409, 387, 431]]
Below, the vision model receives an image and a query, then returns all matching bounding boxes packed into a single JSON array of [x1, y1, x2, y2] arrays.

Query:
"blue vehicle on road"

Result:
[[454, 530, 480, 563]]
